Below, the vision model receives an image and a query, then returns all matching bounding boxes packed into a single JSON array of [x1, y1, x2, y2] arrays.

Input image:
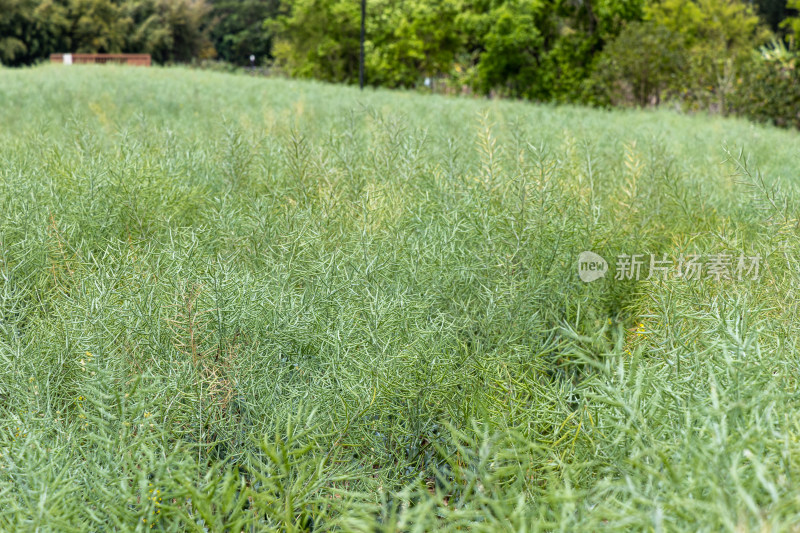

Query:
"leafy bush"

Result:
[[586, 21, 687, 107], [727, 41, 800, 128]]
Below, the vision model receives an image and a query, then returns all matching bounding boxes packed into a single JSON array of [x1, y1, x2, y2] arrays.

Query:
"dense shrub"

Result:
[[585, 21, 687, 107], [727, 44, 800, 128]]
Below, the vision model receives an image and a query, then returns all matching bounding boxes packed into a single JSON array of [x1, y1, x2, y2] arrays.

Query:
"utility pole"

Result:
[[359, 0, 365, 90]]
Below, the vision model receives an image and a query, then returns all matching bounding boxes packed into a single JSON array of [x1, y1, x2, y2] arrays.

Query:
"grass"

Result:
[[0, 63, 799, 531]]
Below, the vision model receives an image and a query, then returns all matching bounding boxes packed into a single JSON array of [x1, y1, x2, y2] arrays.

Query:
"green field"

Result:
[[1, 65, 799, 531]]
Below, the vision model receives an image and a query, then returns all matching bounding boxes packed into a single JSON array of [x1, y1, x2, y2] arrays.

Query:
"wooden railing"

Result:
[[50, 54, 151, 66]]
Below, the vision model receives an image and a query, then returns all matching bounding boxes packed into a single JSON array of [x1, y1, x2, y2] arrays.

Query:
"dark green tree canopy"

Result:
[[209, 0, 278, 65]]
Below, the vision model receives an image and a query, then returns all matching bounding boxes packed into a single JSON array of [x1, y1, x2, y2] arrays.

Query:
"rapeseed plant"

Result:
[[0, 64, 797, 530]]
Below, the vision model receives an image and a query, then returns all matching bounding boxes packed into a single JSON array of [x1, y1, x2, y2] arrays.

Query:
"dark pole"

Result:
[[359, 0, 365, 90]]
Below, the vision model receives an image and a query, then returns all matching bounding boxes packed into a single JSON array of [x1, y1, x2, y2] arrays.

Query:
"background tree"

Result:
[[754, 0, 795, 33], [0, 0, 128, 66], [586, 21, 687, 106], [545, 0, 645, 101], [63, 0, 132, 53], [268, 0, 361, 83], [0, 0, 39, 64], [208, 0, 278, 66], [125, 0, 215, 63], [365, 0, 463, 88], [454, 0, 643, 101], [645, 0, 770, 111], [783, 0, 800, 44], [457, 0, 551, 100]]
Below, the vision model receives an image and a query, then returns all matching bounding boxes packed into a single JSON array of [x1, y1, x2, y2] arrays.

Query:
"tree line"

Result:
[[2, 0, 799, 127], [0, 0, 276, 66]]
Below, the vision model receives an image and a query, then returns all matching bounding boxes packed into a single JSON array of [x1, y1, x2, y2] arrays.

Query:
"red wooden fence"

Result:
[[50, 54, 151, 66]]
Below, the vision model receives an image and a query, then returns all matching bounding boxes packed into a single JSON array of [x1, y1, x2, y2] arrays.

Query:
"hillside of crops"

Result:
[[0, 65, 799, 531]]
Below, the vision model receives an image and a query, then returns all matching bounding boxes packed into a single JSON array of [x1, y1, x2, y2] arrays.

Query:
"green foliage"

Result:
[[753, 0, 795, 32], [545, 0, 646, 100], [267, 0, 643, 98], [0, 0, 66, 65], [646, 0, 768, 49], [365, 0, 463, 88], [727, 41, 800, 128], [587, 21, 687, 107], [269, 0, 362, 83], [782, 0, 800, 44], [63, 0, 131, 53], [0, 0, 31, 64], [208, 0, 278, 66], [645, 0, 771, 110], [0, 0, 215, 65], [125, 0, 216, 63], [458, 0, 550, 99]]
